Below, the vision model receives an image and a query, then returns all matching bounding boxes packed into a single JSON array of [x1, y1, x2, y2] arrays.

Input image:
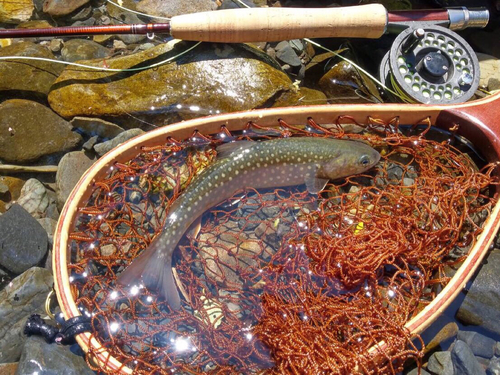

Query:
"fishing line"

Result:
[[106, 0, 171, 21], [0, 41, 201, 72]]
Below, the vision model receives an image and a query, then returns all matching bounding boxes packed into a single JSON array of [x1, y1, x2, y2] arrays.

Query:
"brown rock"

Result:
[[0, 0, 34, 23], [0, 176, 25, 213], [0, 100, 82, 163], [42, 0, 90, 16], [136, 0, 216, 18], [0, 362, 18, 375]]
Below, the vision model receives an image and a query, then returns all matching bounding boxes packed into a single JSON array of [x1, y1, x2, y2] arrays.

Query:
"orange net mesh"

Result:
[[67, 117, 498, 374]]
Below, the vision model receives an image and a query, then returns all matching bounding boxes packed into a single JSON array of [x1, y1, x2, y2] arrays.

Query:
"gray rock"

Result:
[[93, 128, 145, 156], [61, 39, 110, 62], [42, 0, 90, 16], [0, 204, 48, 274], [36, 217, 57, 247], [16, 178, 58, 220], [70, 116, 124, 139], [456, 249, 500, 336], [451, 340, 487, 375], [220, 0, 255, 8], [275, 41, 302, 67], [82, 135, 99, 151], [487, 356, 500, 375], [107, 0, 146, 44], [55, 151, 97, 210], [16, 336, 94, 375], [0, 43, 64, 100], [407, 368, 431, 375], [0, 268, 53, 362], [428, 351, 454, 375], [0, 100, 82, 163], [137, 0, 217, 18], [458, 330, 496, 358]]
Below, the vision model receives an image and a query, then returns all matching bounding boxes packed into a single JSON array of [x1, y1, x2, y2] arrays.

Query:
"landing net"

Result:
[[66, 117, 497, 374]]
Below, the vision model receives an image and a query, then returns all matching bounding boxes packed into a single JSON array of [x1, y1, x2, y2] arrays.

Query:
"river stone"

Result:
[[61, 39, 110, 62], [458, 330, 496, 358], [0, 42, 64, 100], [456, 249, 500, 336], [16, 178, 57, 220], [0, 267, 53, 362], [0, 0, 33, 23], [488, 356, 500, 375], [478, 53, 500, 92], [0, 362, 18, 375], [37, 217, 57, 247], [319, 59, 383, 104], [0, 100, 82, 163], [106, 0, 145, 44], [56, 151, 96, 210], [70, 116, 124, 139], [16, 336, 94, 375], [0, 204, 48, 274], [0, 176, 25, 213], [42, 0, 90, 16], [48, 42, 298, 120], [136, 0, 216, 18], [451, 340, 487, 375], [427, 351, 454, 375], [93, 128, 145, 156]]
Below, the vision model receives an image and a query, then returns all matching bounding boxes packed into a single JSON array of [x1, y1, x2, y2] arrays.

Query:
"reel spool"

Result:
[[379, 26, 479, 104]]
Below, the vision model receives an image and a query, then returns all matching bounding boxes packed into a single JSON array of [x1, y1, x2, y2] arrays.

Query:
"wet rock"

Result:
[[16, 178, 58, 220], [49, 38, 63, 52], [136, 0, 216, 18], [237, 194, 282, 231], [458, 330, 496, 359], [48, 42, 298, 120], [61, 39, 110, 62], [425, 322, 459, 353], [478, 53, 500, 93], [93, 128, 145, 156], [275, 41, 302, 67], [0, 100, 82, 163], [451, 340, 487, 375], [42, 0, 90, 16], [17, 336, 94, 375], [16, 19, 52, 29], [0, 362, 18, 375], [456, 249, 500, 336], [296, 87, 328, 105], [427, 351, 454, 375], [488, 356, 500, 375], [0, 176, 24, 213], [56, 151, 97, 210], [319, 59, 383, 104], [107, 0, 145, 44], [0, 204, 48, 274], [0, 0, 34, 23], [70, 116, 124, 139], [0, 267, 53, 363], [0, 42, 64, 100], [82, 135, 98, 151]]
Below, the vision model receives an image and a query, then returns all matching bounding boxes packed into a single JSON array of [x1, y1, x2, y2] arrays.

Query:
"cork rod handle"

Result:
[[170, 4, 387, 42]]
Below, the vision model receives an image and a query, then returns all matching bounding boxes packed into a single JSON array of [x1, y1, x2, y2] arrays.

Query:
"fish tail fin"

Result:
[[117, 239, 181, 310]]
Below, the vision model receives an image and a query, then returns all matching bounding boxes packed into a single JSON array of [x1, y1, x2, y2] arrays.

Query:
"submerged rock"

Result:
[[0, 100, 82, 163], [0, 0, 34, 23], [0, 42, 64, 100], [456, 249, 500, 336], [93, 128, 144, 156], [42, 0, 90, 16], [48, 42, 298, 121], [0, 204, 48, 274], [17, 336, 94, 375], [16, 178, 58, 220], [61, 39, 110, 62], [319, 59, 383, 104], [55, 151, 96, 210], [0, 267, 53, 363], [136, 0, 217, 18], [70, 116, 124, 139]]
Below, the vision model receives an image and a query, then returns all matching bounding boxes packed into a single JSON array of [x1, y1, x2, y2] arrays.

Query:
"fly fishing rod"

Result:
[[0, 5, 489, 42]]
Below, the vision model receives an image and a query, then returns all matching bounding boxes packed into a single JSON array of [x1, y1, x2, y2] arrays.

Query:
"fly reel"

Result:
[[379, 26, 480, 104]]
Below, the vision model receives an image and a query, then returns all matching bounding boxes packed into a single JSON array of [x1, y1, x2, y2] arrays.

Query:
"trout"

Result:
[[118, 137, 380, 309]]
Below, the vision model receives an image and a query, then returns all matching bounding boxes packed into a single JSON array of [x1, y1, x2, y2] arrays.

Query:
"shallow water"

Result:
[[1, 0, 500, 374]]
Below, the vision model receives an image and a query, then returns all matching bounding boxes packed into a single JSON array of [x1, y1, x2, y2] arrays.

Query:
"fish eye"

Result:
[[359, 155, 371, 166]]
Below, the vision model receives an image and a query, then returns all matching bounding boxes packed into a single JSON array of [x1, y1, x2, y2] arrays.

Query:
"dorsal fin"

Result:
[[216, 141, 255, 159]]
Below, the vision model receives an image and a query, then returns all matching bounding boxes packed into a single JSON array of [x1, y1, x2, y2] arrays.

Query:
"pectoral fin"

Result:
[[305, 175, 329, 194]]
